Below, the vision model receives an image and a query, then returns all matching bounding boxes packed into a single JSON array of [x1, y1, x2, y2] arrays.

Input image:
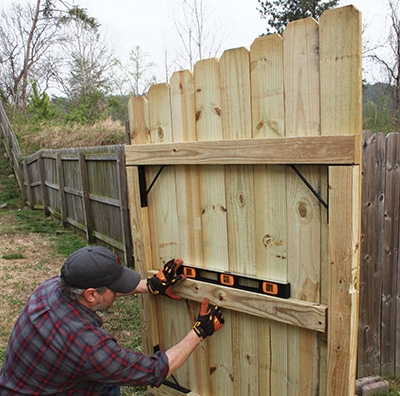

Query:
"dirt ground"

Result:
[[0, 212, 63, 349]]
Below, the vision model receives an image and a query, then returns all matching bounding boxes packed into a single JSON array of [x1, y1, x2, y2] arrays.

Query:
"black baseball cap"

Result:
[[61, 246, 141, 293]]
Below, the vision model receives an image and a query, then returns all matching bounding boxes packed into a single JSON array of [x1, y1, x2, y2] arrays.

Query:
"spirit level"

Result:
[[179, 265, 290, 299]]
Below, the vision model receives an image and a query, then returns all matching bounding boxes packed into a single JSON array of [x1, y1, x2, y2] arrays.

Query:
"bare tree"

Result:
[[0, 1, 59, 107], [168, 0, 225, 72], [368, 0, 400, 119], [0, 0, 97, 109], [52, 16, 119, 122], [116, 46, 157, 96], [62, 23, 113, 96]]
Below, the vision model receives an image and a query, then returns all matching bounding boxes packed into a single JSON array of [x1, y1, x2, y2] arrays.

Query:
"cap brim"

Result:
[[108, 266, 141, 293]]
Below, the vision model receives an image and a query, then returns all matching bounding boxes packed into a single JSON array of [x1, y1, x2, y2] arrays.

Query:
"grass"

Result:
[[2, 253, 24, 260], [387, 378, 400, 396]]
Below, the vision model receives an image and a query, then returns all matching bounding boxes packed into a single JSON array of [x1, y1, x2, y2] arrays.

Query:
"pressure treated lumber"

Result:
[[220, 46, 255, 396], [193, 57, 230, 394], [193, 58, 228, 271], [327, 166, 361, 396], [125, 134, 360, 166], [250, 34, 289, 395], [320, 6, 362, 395], [125, 95, 157, 357], [148, 271, 327, 333], [284, 16, 324, 395], [170, 70, 210, 394], [126, 5, 362, 396]]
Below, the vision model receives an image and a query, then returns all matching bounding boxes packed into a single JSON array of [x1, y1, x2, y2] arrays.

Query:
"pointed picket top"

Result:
[[320, 5, 362, 136], [128, 96, 150, 144], [250, 34, 285, 138], [283, 17, 321, 136], [147, 82, 172, 143]]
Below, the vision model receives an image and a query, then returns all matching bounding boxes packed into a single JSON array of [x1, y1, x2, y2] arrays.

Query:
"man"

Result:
[[0, 246, 224, 395]]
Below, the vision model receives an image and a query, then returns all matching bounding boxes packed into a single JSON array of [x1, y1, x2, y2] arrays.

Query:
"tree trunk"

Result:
[[21, 0, 42, 108]]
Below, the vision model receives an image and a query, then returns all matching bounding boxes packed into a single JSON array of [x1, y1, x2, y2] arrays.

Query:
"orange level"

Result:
[[179, 265, 290, 299]]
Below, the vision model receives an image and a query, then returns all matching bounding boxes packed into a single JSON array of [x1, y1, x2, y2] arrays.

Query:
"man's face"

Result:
[[93, 288, 117, 311]]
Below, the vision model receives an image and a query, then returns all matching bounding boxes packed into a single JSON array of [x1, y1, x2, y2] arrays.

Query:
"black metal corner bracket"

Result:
[[138, 165, 166, 208], [289, 165, 328, 210]]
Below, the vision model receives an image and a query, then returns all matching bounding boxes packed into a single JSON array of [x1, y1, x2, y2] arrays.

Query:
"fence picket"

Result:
[[358, 130, 386, 377], [284, 16, 324, 394], [250, 34, 289, 394], [193, 58, 231, 394], [381, 132, 400, 376]]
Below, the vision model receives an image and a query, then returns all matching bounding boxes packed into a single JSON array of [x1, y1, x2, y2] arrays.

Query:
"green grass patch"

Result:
[[2, 253, 24, 260], [51, 232, 87, 257], [103, 295, 143, 351], [0, 211, 17, 234], [0, 349, 5, 364], [383, 377, 400, 396], [14, 210, 60, 234], [12, 209, 86, 257]]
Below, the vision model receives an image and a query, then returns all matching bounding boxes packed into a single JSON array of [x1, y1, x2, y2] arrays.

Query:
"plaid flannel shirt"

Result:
[[0, 277, 169, 395]]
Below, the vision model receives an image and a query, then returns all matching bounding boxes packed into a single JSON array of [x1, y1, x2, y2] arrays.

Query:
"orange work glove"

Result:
[[193, 298, 224, 340], [146, 259, 186, 300]]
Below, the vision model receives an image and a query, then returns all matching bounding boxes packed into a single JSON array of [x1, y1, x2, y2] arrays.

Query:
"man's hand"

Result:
[[193, 298, 224, 340], [147, 259, 186, 300]]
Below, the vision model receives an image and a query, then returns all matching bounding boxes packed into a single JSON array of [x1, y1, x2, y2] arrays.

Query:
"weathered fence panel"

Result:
[[10, 143, 133, 267], [358, 130, 400, 378], [126, 5, 362, 395]]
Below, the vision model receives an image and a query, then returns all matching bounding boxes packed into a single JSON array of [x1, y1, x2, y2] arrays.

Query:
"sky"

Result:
[[78, 0, 389, 83], [0, 0, 391, 83]]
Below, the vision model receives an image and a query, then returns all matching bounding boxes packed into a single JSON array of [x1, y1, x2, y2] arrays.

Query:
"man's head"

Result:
[[60, 246, 141, 294]]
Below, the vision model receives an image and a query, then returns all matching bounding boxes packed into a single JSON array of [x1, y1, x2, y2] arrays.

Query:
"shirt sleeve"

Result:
[[81, 337, 169, 388]]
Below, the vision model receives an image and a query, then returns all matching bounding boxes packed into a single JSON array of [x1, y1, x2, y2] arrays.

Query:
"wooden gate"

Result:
[[125, 5, 362, 395]]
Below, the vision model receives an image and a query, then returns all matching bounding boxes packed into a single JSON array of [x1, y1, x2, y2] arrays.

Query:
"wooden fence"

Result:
[[0, 107, 133, 266], [358, 130, 400, 378], [125, 6, 362, 395], [22, 146, 133, 266], [1, 10, 400, 387]]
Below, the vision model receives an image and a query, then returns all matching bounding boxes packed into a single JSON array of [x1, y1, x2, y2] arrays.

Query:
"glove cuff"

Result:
[[192, 322, 206, 340], [146, 278, 159, 295]]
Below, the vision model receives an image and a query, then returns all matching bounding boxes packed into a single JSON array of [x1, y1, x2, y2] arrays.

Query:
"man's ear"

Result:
[[82, 288, 97, 304]]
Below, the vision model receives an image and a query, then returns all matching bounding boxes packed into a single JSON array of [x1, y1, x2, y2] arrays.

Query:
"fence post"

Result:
[[117, 147, 134, 267], [57, 153, 68, 227], [23, 158, 34, 209], [38, 152, 50, 216], [78, 152, 94, 244]]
